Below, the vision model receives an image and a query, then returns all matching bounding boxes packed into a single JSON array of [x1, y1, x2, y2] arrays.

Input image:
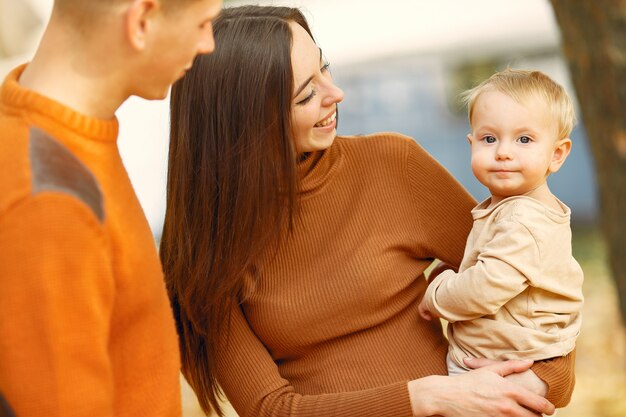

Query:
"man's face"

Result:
[[137, 0, 222, 99]]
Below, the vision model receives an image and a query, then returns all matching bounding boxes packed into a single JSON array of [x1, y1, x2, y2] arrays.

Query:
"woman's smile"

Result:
[[314, 110, 337, 128]]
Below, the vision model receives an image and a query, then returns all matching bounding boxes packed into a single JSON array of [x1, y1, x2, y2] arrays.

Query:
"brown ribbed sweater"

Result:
[[215, 133, 575, 416]]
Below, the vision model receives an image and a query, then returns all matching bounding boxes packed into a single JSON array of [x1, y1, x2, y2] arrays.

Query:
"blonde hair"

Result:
[[462, 68, 576, 139]]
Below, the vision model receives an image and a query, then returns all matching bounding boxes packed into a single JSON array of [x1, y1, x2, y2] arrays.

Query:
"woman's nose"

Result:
[[322, 81, 344, 107]]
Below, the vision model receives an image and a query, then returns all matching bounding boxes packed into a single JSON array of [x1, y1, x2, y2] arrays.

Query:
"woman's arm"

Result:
[[215, 305, 413, 417], [213, 305, 555, 417], [409, 360, 555, 416], [403, 136, 476, 269], [463, 351, 577, 408], [528, 351, 576, 407]]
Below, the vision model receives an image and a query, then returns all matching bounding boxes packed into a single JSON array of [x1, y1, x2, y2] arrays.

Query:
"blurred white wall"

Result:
[[0, 0, 564, 235], [237, 0, 560, 65]]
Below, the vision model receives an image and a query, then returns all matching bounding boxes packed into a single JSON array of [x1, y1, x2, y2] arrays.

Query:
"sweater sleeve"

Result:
[[423, 218, 535, 322], [215, 305, 413, 417], [532, 349, 576, 407], [0, 194, 115, 417], [404, 138, 476, 268]]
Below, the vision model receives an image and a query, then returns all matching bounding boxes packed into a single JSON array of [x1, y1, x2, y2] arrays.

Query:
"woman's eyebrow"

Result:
[[294, 48, 323, 97]]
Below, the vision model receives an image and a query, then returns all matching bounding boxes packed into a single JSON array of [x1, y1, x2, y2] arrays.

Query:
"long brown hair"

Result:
[[160, 6, 314, 416]]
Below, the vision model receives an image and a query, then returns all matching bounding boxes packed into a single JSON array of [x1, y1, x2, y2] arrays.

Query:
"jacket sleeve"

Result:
[[532, 349, 576, 407], [214, 304, 414, 417], [0, 194, 115, 417], [422, 218, 536, 322]]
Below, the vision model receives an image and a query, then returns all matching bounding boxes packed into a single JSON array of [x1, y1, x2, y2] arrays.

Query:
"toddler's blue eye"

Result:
[[484, 136, 496, 144], [518, 136, 531, 144]]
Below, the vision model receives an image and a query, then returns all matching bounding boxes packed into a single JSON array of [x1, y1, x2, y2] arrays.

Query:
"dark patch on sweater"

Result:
[[29, 127, 104, 222], [0, 391, 16, 417]]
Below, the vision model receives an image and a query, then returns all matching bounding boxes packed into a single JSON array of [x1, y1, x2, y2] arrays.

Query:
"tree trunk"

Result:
[[549, 0, 626, 326]]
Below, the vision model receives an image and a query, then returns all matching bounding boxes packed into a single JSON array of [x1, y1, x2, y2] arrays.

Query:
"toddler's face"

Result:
[[467, 90, 567, 201]]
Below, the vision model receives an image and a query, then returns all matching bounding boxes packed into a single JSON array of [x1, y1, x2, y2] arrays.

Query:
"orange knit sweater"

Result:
[[0, 65, 181, 417], [215, 133, 575, 416]]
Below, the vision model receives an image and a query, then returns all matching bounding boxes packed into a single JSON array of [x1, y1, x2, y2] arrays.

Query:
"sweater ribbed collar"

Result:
[[296, 137, 344, 196], [0, 64, 119, 143]]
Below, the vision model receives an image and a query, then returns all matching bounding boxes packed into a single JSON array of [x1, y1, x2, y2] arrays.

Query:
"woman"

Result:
[[161, 5, 575, 417]]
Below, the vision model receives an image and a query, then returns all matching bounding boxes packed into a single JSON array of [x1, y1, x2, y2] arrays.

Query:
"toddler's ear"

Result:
[[467, 134, 473, 145], [549, 138, 572, 173]]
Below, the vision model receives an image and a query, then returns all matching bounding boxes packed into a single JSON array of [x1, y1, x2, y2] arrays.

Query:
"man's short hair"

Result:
[[54, 0, 197, 21]]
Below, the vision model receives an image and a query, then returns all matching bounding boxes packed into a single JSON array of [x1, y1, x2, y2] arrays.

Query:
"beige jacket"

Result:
[[422, 195, 583, 369]]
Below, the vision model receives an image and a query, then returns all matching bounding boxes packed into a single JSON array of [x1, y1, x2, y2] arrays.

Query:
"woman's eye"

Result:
[[483, 136, 496, 144], [297, 90, 316, 105], [518, 136, 532, 144], [321, 61, 330, 72]]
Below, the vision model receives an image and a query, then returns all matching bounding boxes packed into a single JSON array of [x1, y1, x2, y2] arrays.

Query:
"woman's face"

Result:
[[289, 21, 344, 153]]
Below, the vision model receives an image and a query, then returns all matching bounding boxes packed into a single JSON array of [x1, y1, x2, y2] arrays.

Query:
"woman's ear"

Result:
[[549, 138, 572, 173], [124, 0, 159, 51]]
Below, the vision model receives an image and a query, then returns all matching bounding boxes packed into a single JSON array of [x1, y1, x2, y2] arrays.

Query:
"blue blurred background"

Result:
[[332, 52, 597, 221]]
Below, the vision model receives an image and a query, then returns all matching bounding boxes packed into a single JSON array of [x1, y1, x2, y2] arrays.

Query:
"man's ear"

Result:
[[549, 137, 572, 173], [125, 0, 159, 51]]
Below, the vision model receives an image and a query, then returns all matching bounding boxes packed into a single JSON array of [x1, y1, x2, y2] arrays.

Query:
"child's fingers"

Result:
[[418, 303, 432, 320]]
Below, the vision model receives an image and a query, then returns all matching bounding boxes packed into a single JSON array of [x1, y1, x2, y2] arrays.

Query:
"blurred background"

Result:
[[2, 0, 624, 415]]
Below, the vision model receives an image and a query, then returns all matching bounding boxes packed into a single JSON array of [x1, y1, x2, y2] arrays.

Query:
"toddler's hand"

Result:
[[418, 299, 432, 320]]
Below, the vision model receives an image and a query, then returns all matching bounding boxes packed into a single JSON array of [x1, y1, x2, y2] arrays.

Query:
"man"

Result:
[[0, 1, 222, 415]]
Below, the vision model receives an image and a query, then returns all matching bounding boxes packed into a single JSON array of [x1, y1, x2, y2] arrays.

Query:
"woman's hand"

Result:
[[464, 357, 548, 397], [407, 359, 555, 417]]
